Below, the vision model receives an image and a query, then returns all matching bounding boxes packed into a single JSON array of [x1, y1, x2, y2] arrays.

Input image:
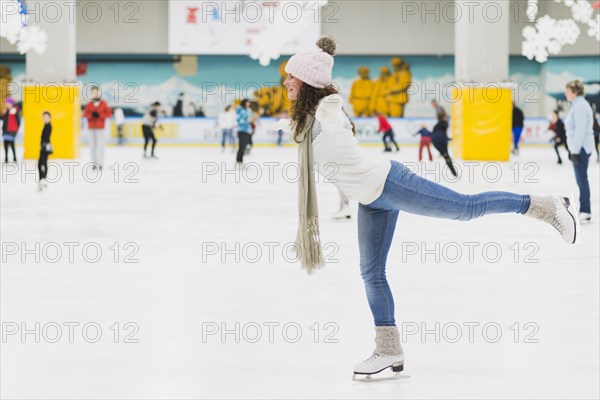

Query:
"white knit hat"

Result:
[[285, 36, 336, 89]]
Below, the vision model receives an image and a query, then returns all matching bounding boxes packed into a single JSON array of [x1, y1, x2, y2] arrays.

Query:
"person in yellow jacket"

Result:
[[270, 77, 290, 115], [253, 61, 290, 116], [387, 57, 412, 117], [349, 67, 375, 117], [370, 66, 392, 116]]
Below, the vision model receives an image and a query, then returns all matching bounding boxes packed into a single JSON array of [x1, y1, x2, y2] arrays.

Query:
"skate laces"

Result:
[[362, 353, 380, 364], [550, 198, 567, 233]]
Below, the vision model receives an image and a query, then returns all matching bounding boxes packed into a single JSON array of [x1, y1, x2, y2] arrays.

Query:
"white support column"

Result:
[[25, 1, 76, 83], [452, 0, 512, 161], [454, 0, 510, 83]]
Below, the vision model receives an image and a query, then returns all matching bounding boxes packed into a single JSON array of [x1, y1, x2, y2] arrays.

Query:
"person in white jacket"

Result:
[[217, 105, 237, 151], [113, 107, 125, 145], [275, 36, 580, 381]]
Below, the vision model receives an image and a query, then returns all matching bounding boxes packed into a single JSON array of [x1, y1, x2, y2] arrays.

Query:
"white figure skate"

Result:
[[526, 195, 580, 244], [332, 203, 351, 220], [352, 353, 408, 382], [353, 326, 409, 382]]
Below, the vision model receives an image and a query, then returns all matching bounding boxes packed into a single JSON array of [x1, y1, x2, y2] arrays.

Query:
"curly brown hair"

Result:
[[290, 83, 338, 143]]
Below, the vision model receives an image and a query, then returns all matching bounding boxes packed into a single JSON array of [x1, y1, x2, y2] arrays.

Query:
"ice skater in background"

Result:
[[564, 80, 594, 224], [141, 102, 161, 159], [236, 99, 251, 164], [413, 125, 433, 161], [332, 188, 352, 220], [431, 98, 447, 120], [548, 110, 570, 165], [83, 86, 112, 170], [217, 105, 237, 152], [246, 102, 260, 155], [376, 112, 399, 152], [2, 97, 20, 163], [593, 113, 599, 163], [38, 112, 53, 192], [512, 102, 525, 155], [418, 118, 458, 177], [275, 111, 290, 146], [275, 35, 580, 382], [114, 107, 126, 145]]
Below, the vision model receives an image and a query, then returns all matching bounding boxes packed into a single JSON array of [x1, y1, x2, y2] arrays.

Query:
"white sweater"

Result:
[[313, 94, 391, 204], [273, 94, 391, 205]]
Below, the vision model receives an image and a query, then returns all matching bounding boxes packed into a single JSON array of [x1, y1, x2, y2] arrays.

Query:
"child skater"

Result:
[[413, 125, 433, 161], [2, 97, 20, 163], [38, 111, 53, 191], [272, 36, 580, 381]]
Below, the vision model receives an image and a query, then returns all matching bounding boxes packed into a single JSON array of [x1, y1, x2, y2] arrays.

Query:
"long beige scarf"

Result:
[[293, 114, 324, 274]]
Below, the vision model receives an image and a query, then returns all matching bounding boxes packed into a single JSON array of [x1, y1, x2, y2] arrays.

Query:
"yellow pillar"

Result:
[[23, 85, 80, 159], [451, 86, 512, 161]]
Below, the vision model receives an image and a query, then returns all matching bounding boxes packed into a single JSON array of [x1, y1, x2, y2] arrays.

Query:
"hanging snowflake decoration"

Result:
[[248, 1, 328, 66], [17, 25, 48, 54], [522, 16, 581, 62], [589, 14, 600, 40], [571, 0, 594, 22], [0, 0, 47, 54], [523, 0, 599, 62]]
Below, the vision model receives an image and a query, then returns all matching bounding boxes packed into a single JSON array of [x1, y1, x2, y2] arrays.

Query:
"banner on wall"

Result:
[[168, 0, 322, 55]]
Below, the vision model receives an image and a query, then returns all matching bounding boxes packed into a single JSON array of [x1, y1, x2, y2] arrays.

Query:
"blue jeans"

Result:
[[572, 150, 591, 214], [221, 129, 235, 148], [512, 127, 523, 150], [358, 161, 531, 326]]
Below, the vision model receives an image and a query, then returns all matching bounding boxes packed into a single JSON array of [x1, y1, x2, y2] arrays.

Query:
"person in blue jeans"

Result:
[[276, 35, 580, 381], [564, 80, 595, 224], [512, 102, 524, 155]]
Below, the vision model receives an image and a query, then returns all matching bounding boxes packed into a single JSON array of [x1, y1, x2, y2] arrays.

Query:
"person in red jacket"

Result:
[[376, 112, 399, 152], [83, 87, 112, 169], [2, 97, 20, 163]]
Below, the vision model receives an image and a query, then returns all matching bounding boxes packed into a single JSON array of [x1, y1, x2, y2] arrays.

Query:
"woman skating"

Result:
[[38, 112, 53, 191], [275, 36, 580, 381]]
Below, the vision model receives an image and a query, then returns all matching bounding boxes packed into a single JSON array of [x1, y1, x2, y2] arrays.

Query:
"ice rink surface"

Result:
[[1, 144, 599, 399]]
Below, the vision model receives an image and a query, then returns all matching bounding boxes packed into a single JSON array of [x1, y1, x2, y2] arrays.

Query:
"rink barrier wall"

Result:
[[102, 117, 554, 146], [14, 117, 554, 150]]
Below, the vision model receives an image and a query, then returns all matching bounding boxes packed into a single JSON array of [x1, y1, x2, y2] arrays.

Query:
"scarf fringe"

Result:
[[295, 215, 325, 274]]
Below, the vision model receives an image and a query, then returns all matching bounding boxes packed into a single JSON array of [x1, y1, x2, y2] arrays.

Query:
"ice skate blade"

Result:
[[352, 372, 410, 382], [569, 192, 582, 245], [332, 216, 351, 221]]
